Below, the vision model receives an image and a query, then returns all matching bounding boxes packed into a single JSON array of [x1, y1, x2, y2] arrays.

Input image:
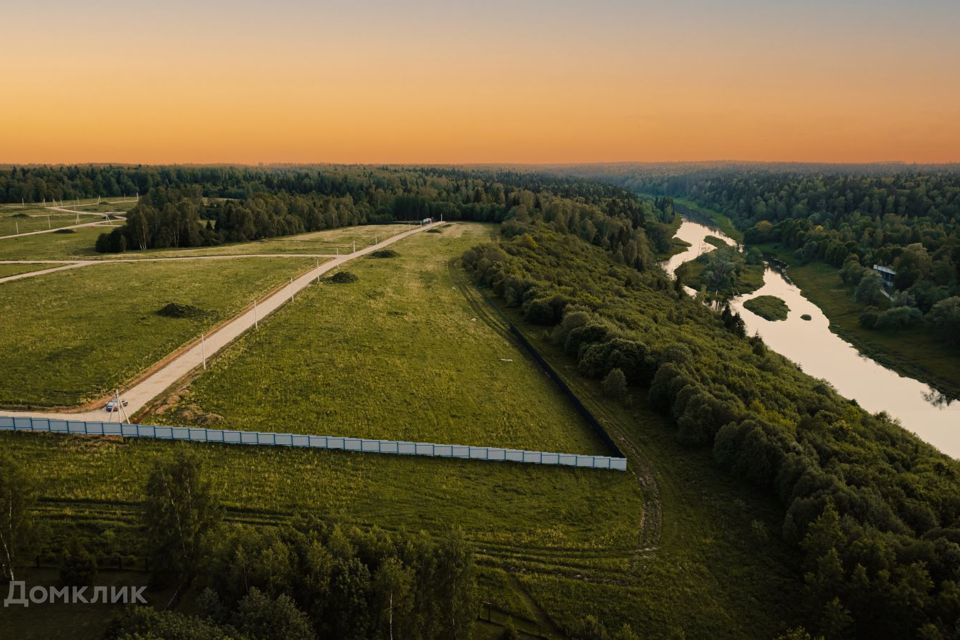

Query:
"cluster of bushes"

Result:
[[465, 223, 960, 639]]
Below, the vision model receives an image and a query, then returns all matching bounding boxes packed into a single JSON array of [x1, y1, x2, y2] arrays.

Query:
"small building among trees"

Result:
[[872, 265, 896, 288]]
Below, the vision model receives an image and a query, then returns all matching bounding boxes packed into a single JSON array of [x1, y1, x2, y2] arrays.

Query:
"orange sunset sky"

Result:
[[1, 0, 958, 165]]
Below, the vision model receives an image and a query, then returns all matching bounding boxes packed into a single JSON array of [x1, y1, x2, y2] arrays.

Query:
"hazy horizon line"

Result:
[[2, 160, 960, 169]]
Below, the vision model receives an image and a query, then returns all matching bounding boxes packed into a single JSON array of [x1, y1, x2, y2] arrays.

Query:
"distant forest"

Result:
[[581, 167, 960, 348], [0, 167, 675, 269]]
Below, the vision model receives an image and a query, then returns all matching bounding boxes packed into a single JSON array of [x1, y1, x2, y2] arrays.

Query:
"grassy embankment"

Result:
[[743, 295, 790, 321], [757, 243, 960, 399]]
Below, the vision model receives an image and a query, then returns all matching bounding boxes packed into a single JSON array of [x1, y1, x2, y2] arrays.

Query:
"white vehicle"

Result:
[[105, 399, 129, 412]]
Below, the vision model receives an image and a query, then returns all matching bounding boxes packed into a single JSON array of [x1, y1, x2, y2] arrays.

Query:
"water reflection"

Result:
[[666, 218, 960, 459]]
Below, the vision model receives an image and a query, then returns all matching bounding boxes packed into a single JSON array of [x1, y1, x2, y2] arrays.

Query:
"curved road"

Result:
[[2, 222, 443, 422]]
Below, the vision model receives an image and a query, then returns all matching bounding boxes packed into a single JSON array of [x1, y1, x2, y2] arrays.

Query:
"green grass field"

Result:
[[743, 295, 790, 321], [0, 263, 54, 278], [0, 225, 115, 260], [0, 428, 644, 639], [756, 244, 960, 399], [0, 258, 315, 407], [0, 222, 412, 261], [0, 210, 84, 236], [144, 224, 607, 453], [131, 223, 415, 257]]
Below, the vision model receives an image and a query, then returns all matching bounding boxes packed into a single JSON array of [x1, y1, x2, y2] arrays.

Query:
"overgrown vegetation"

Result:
[[743, 295, 790, 321], [674, 243, 765, 299], [464, 217, 960, 639]]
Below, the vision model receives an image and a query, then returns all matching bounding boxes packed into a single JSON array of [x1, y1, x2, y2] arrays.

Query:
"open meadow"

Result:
[[0, 263, 54, 278], [0, 258, 317, 407], [0, 225, 116, 260], [144, 223, 608, 453], [0, 222, 411, 260], [0, 210, 87, 236]]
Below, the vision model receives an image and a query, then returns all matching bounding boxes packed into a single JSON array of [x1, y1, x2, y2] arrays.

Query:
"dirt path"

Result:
[[2, 222, 443, 421], [0, 219, 117, 240], [0, 262, 92, 282]]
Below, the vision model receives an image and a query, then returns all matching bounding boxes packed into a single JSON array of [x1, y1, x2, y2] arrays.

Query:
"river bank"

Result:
[[755, 243, 960, 402], [666, 217, 960, 459]]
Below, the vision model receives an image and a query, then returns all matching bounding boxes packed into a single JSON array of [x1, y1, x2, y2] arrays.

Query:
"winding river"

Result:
[[667, 218, 960, 459]]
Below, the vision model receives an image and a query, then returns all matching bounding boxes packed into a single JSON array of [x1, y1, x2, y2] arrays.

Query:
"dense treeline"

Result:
[[464, 219, 960, 639], [108, 521, 477, 640], [0, 165, 673, 264], [590, 167, 960, 347]]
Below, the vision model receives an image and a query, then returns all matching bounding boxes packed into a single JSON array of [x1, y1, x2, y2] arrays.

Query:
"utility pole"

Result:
[[201, 333, 206, 369], [353, 240, 356, 253], [253, 298, 259, 329]]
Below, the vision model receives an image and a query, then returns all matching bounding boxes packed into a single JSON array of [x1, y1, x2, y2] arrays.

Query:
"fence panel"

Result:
[[0, 415, 627, 472]]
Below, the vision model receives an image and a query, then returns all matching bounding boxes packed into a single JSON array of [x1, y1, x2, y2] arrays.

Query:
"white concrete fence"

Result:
[[0, 415, 628, 472]]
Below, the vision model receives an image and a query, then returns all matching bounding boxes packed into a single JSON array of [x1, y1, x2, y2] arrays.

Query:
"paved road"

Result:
[[2, 222, 442, 422]]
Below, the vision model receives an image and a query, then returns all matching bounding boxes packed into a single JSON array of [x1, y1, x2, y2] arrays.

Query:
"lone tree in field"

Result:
[[144, 451, 221, 592], [0, 454, 37, 582]]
